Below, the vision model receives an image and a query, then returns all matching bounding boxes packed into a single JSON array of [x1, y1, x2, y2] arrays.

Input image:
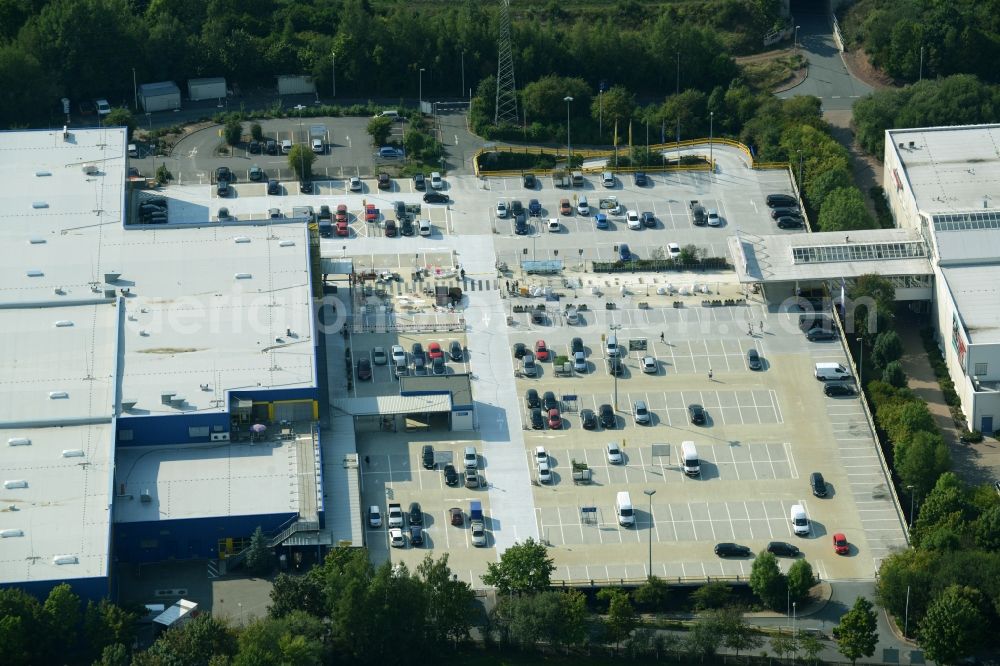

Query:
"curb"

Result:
[[773, 66, 810, 94]]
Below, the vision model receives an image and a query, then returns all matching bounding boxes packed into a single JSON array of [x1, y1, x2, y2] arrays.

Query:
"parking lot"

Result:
[[152, 143, 907, 584]]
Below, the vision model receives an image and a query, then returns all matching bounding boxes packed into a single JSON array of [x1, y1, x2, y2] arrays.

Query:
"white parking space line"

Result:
[[783, 442, 798, 479], [770, 390, 783, 423]]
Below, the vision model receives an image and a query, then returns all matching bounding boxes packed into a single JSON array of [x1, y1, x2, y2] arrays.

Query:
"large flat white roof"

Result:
[[0, 424, 113, 584], [889, 124, 1000, 216], [941, 264, 1000, 345], [113, 439, 301, 523]]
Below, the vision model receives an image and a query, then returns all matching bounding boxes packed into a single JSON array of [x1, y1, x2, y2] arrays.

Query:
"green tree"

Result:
[[631, 575, 669, 612], [288, 144, 317, 180], [678, 243, 700, 265], [749, 551, 787, 610], [849, 273, 896, 338], [872, 330, 903, 369], [366, 115, 392, 146], [918, 585, 987, 665], [973, 504, 1000, 551], [417, 554, 476, 644], [42, 583, 81, 660], [685, 616, 723, 659], [833, 596, 878, 666], [104, 107, 136, 138], [135, 614, 237, 666], [895, 430, 950, 505], [83, 599, 137, 664], [155, 163, 173, 184], [805, 167, 853, 213], [798, 631, 825, 664], [481, 537, 554, 594], [715, 606, 763, 657], [691, 581, 732, 610], [882, 361, 907, 387], [787, 559, 817, 605], [817, 186, 875, 232], [602, 589, 637, 652], [94, 643, 129, 666], [0, 587, 43, 666], [268, 572, 326, 618], [250, 122, 263, 142], [770, 633, 797, 661], [522, 74, 591, 123], [244, 526, 275, 576], [594, 85, 636, 134], [224, 117, 243, 146]]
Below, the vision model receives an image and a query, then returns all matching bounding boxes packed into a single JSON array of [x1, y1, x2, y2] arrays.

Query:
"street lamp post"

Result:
[[792, 601, 797, 662], [906, 485, 915, 529], [797, 150, 804, 191], [419, 68, 426, 110], [564, 96, 574, 163], [461, 50, 465, 98], [132, 67, 138, 111], [331, 52, 336, 97], [709, 111, 714, 172], [643, 489, 656, 578], [676, 50, 681, 143], [599, 89, 603, 138], [609, 323, 622, 408], [794, 25, 801, 52]]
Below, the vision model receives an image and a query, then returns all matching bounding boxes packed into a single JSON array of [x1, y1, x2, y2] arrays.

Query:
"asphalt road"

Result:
[[778, 13, 873, 111]]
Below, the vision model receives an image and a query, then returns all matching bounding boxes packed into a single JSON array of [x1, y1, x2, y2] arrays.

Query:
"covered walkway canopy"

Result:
[[330, 394, 451, 416]]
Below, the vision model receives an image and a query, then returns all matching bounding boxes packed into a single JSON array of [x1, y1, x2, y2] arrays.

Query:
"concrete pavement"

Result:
[[779, 13, 873, 111]]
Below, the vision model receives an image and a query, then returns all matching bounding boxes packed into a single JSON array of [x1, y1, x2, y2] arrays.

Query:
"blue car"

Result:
[[595, 213, 608, 229], [528, 199, 542, 217], [619, 243, 634, 262]]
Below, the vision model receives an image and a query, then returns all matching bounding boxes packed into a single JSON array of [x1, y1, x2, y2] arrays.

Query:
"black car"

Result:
[[356, 358, 372, 380], [413, 173, 426, 190], [421, 445, 435, 470], [384, 219, 398, 237], [807, 327, 837, 341], [634, 171, 647, 186], [688, 404, 706, 425], [267, 179, 280, 195], [771, 206, 800, 219], [411, 343, 424, 362], [542, 391, 558, 411], [824, 383, 856, 397], [449, 340, 463, 361], [810, 472, 827, 497], [608, 358, 624, 376], [394, 201, 406, 220], [423, 192, 448, 204], [599, 404, 615, 428], [377, 173, 391, 190], [408, 502, 423, 526], [216, 180, 229, 197], [299, 179, 313, 194], [525, 389, 540, 408], [443, 463, 459, 486], [641, 211, 656, 228], [318, 205, 332, 221], [766, 193, 798, 208], [581, 408, 597, 430], [409, 526, 424, 547], [265, 139, 278, 155], [530, 408, 544, 430], [767, 541, 801, 557], [510, 200, 524, 216], [215, 166, 232, 183], [514, 216, 528, 235], [249, 140, 261, 154], [432, 356, 446, 375], [523, 173, 536, 188], [413, 356, 427, 376], [513, 342, 527, 359], [776, 216, 803, 229], [571, 337, 584, 354], [400, 218, 414, 236], [715, 542, 751, 557], [747, 349, 762, 370]]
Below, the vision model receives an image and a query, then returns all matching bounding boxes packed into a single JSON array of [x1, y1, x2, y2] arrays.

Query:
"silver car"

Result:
[[633, 400, 651, 425], [522, 352, 537, 377]]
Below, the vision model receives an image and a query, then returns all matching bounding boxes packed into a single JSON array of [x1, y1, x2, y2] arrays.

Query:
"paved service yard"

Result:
[[162, 144, 909, 584]]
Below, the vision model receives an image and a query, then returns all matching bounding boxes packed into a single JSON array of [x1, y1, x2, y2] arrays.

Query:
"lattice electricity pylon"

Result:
[[494, 0, 519, 126]]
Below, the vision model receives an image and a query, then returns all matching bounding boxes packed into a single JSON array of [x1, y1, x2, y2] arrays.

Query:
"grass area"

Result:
[[741, 54, 807, 91]]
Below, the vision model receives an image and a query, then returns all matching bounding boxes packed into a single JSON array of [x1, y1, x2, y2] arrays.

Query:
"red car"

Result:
[[335, 204, 348, 223], [547, 408, 562, 429], [427, 342, 443, 360], [335, 220, 349, 237], [833, 533, 849, 555], [365, 204, 379, 222], [535, 340, 550, 361]]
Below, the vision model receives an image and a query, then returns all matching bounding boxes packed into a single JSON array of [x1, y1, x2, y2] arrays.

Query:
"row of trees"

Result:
[[841, 0, 1000, 84], [0, 0, 781, 129]]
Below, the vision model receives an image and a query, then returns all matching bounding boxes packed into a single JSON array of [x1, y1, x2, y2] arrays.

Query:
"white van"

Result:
[[606, 334, 619, 358], [616, 491, 635, 527], [681, 441, 700, 476], [814, 362, 852, 381], [791, 504, 810, 535]]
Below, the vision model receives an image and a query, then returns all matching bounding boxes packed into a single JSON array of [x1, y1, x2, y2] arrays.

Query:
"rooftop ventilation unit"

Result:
[[121, 399, 137, 411], [54, 320, 74, 327], [35, 170, 52, 177], [49, 391, 68, 399], [4, 480, 28, 489], [160, 392, 175, 405], [61, 449, 85, 458], [0, 529, 24, 538], [53, 287, 65, 295], [62, 126, 69, 140], [30, 238, 46, 244], [32, 202, 49, 209], [26, 269, 43, 277], [169, 395, 185, 408], [8, 437, 31, 446], [104, 272, 121, 283], [234, 236, 251, 244], [82, 164, 98, 175], [279, 240, 295, 247], [234, 273, 252, 279], [899, 142, 905, 149], [103, 289, 116, 298], [140, 490, 152, 503], [909, 141, 915, 148], [53, 555, 79, 565]]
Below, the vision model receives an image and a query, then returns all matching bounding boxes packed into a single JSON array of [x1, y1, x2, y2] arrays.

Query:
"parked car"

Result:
[[523, 173, 536, 188], [408, 502, 423, 526], [595, 213, 609, 229], [514, 216, 528, 235], [349, 176, 362, 191], [400, 217, 414, 236], [688, 403, 706, 425], [463, 446, 478, 469], [423, 191, 448, 204], [707, 209, 721, 226], [747, 349, 762, 370], [496, 200, 509, 218], [599, 404, 615, 428], [691, 203, 707, 225], [413, 173, 426, 190], [368, 505, 382, 528], [432, 356, 446, 375], [807, 327, 837, 341], [249, 165, 264, 181], [356, 358, 372, 380], [641, 211, 656, 228], [571, 337, 584, 354], [389, 528, 405, 548], [521, 352, 537, 377], [513, 342, 527, 359], [633, 401, 650, 425], [833, 533, 849, 554], [581, 408, 597, 430], [715, 542, 751, 557], [534, 340, 550, 361], [528, 199, 542, 217], [547, 408, 562, 429], [267, 179, 280, 195], [633, 171, 647, 186], [626, 210, 641, 230], [606, 442, 623, 464], [430, 171, 443, 189], [766, 193, 798, 208], [525, 389, 540, 408], [560, 198, 573, 215], [377, 172, 390, 190], [372, 347, 388, 365], [824, 383, 856, 397], [537, 461, 552, 483], [771, 206, 801, 219], [642, 356, 657, 374], [449, 507, 463, 526], [767, 541, 801, 557], [384, 219, 397, 237], [409, 526, 424, 547], [299, 179, 313, 194], [421, 445, 435, 469], [449, 340, 464, 361], [777, 216, 803, 229], [465, 469, 480, 488], [542, 391, 558, 411], [443, 464, 459, 486], [810, 472, 828, 497], [427, 342, 443, 360], [391, 345, 406, 365], [530, 408, 544, 429]]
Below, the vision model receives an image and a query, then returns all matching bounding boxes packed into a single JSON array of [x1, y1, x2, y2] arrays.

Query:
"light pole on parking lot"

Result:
[[709, 111, 714, 171], [419, 68, 426, 111], [564, 96, 573, 164], [331, 51, 336, 97], [794, 24, 801, 53], [644, 489, 656, 578], [609, 323, 622, 409]]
